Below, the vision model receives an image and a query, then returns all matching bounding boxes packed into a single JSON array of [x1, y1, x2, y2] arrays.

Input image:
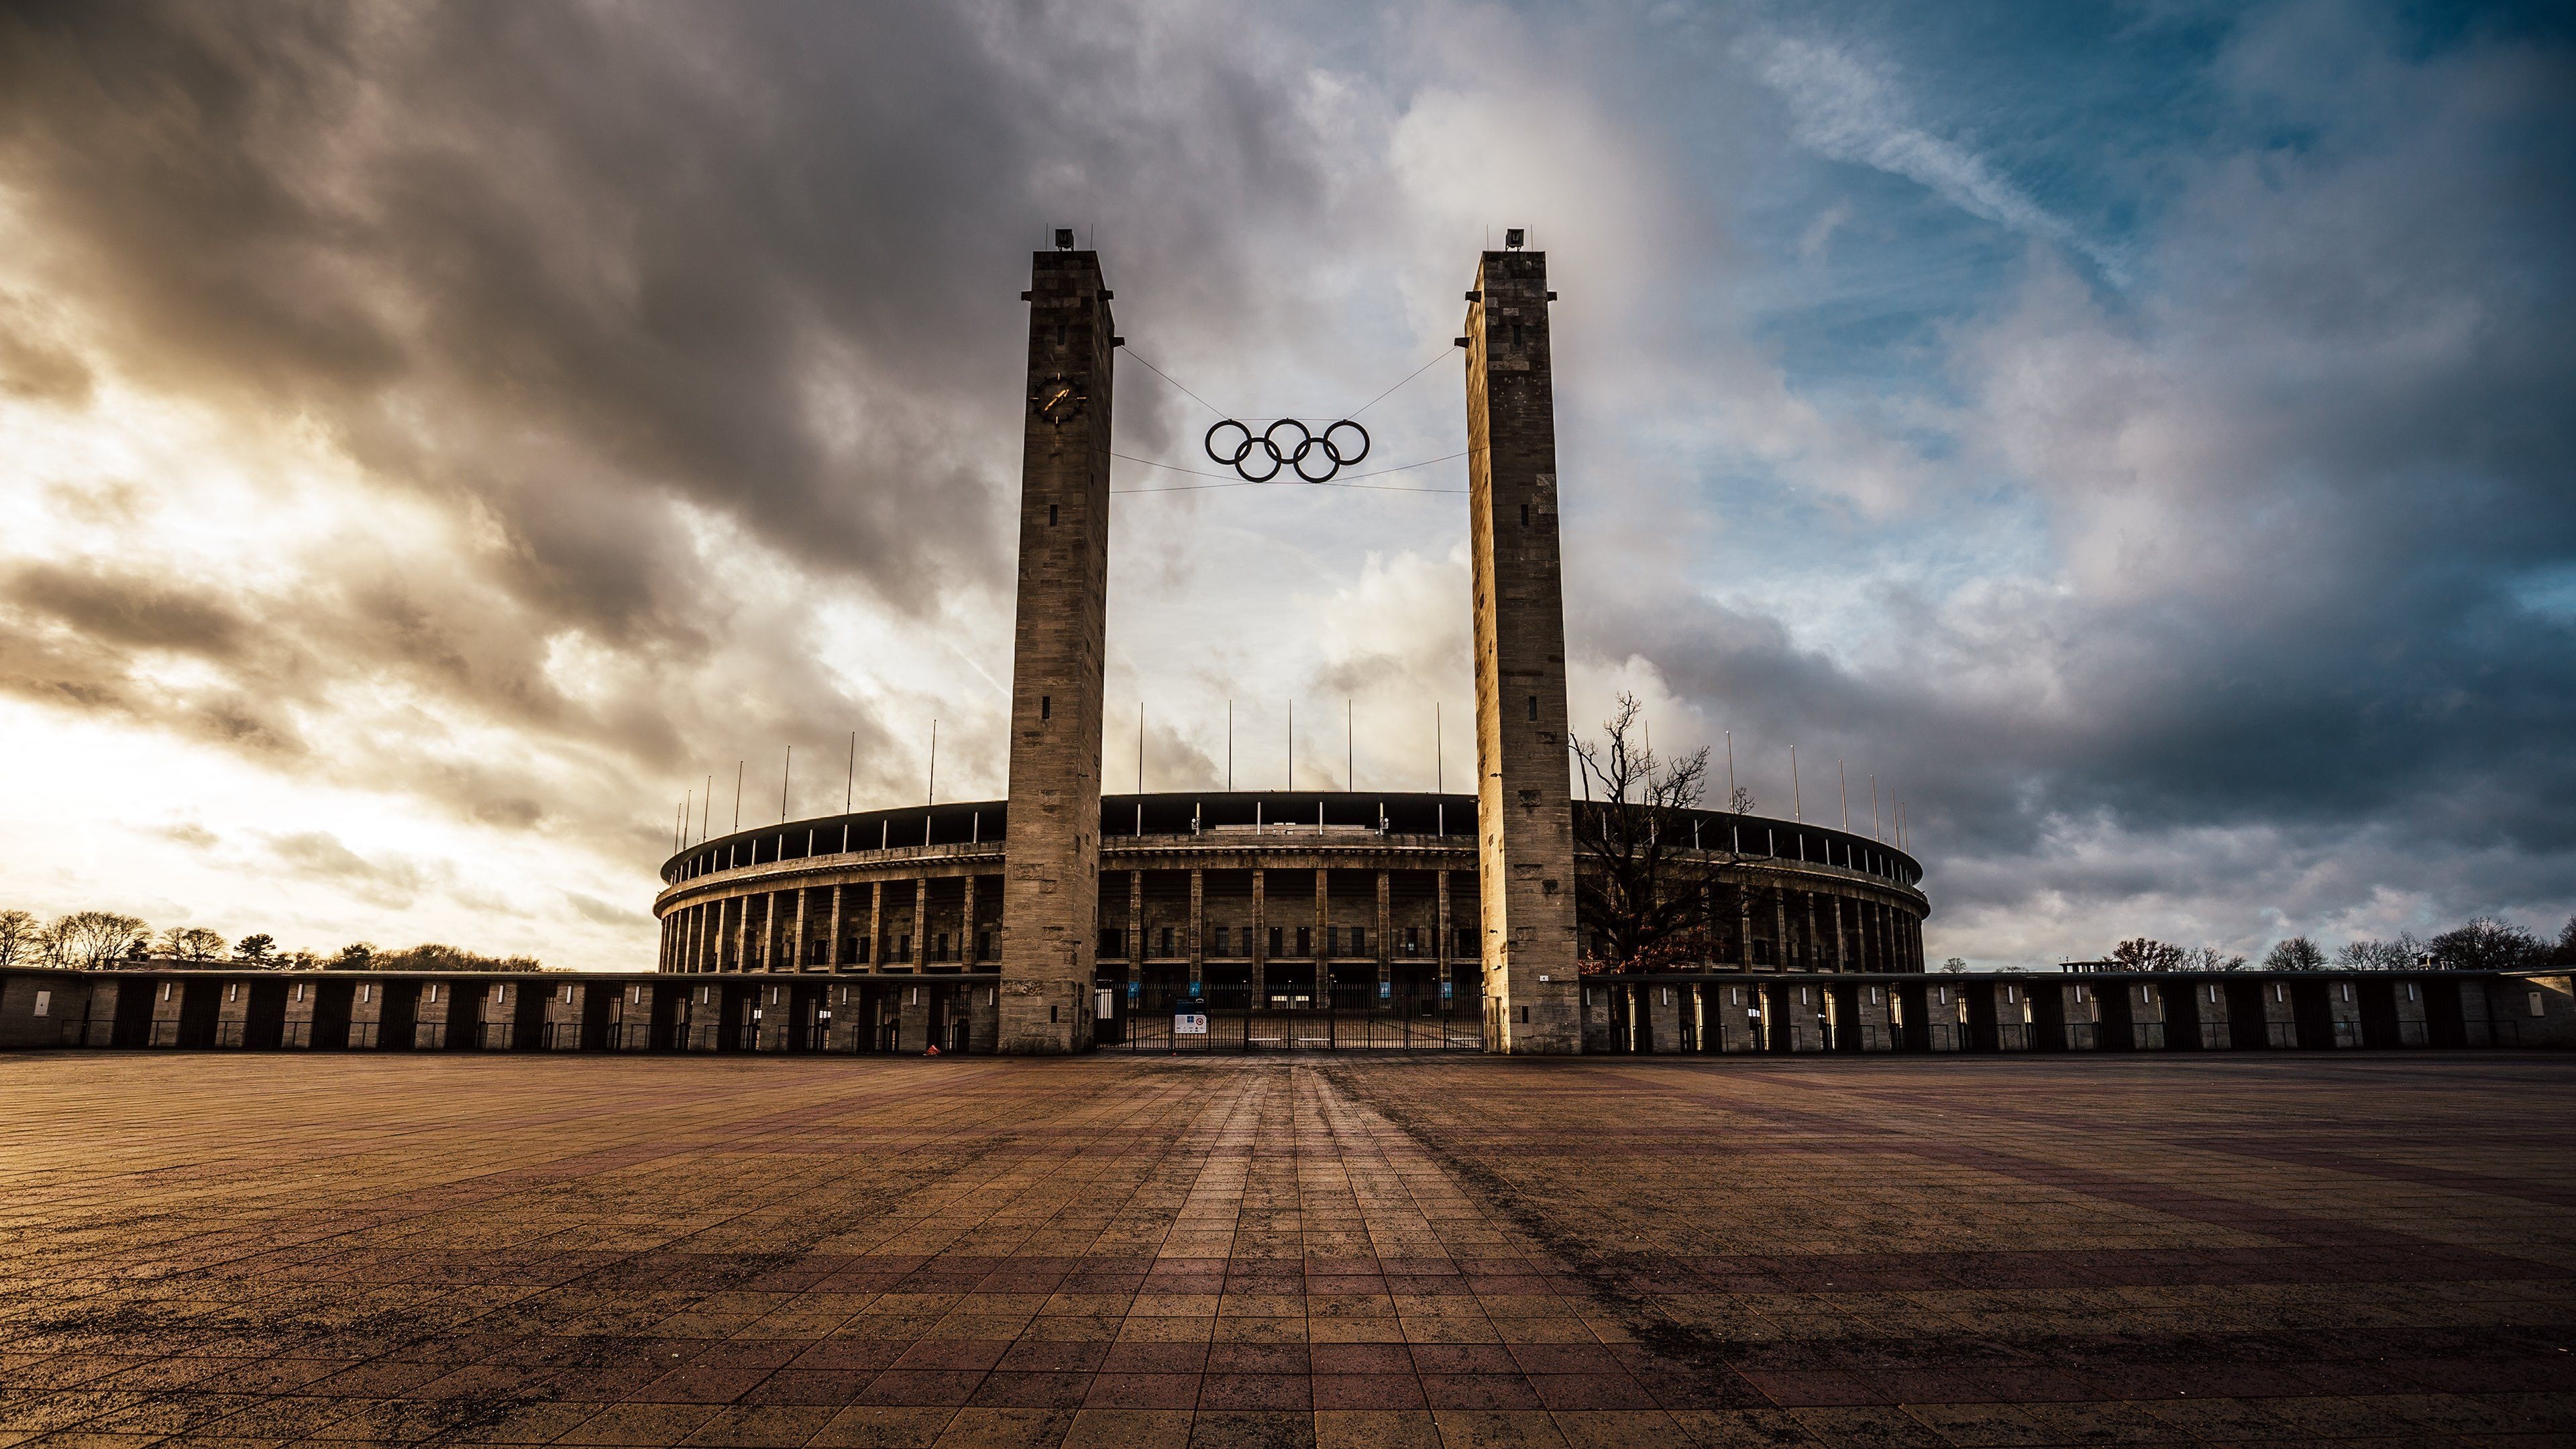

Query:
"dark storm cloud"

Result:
[[1554, 4, 2576, 951], [0, 1, 1344, 616], [0, 0, 1373, 857], [1585, 5, 2576, 945]]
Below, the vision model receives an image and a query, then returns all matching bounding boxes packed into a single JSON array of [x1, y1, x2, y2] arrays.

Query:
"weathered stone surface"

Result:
[[1465, 250, 1582, 1053], [1000, 249, 1116, 1054], [1, 1053, 2569, 1446]]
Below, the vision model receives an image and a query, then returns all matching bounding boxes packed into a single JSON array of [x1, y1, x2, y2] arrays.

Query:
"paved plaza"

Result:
[[2, 1052, 2571, 1447]]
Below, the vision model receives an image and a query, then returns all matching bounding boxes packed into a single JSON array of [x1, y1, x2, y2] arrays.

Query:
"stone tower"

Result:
[[999, 244, 1115, 1053], [1464, 245, 1582, 1053]]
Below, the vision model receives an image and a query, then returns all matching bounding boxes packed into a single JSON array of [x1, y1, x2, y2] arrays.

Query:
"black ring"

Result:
[[1203, 419, 1252, 466], [1201, 417, 1372, 482]]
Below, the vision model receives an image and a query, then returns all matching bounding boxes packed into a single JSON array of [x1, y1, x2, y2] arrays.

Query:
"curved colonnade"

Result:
[[651, 792, 1931, 1016]]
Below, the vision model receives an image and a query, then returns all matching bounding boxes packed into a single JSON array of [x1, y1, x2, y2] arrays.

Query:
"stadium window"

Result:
[[1160, 926, 1173, 957], [32, 991, 48, 1018], [2532, 991, 2546, 1018]]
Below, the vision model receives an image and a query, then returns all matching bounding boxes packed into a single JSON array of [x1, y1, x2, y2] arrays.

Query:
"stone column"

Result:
[[732, 894, 749, 973], [2395, 977, 2431, 1046], [479, 980, 513, 1051], [1464, 244, 1581, 1052], [1187, 868, 1204, 993], [1717, 982, 1760, 1053], [1772, 894, 1788, 973], [1314, 869, 1330, 996], [279, 977, 317, 1048], [2328, 977, 2364, 1049], [998, 244, 1116, 1053], [898, 979, 930, 1053], [348, 978, 386, 1049], [1375, 869, 1392, 1004], [868, 881, 883, 971], [1803, 892, 1819, 971], [913, 877, 930, 966], [1648, 983, 1688, 1053], [1856, 981, 1894, 1051], [1128, 869, 1144, 984], [544, 980, 583, 1051], [961, 874, 977, 964], [793, 888, 810, 971], [2130, 978, 2169, 1049], [1251, 868, 1268, 1006], [1436, 868, 1452, 986], [827, 884, 845, 970]]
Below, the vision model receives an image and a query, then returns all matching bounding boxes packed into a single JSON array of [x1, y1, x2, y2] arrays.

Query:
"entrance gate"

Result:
[[1118, 983, 1482, 1052]]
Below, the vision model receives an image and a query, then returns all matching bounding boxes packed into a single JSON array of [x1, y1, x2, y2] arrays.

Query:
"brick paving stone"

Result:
[[2, 1051, 2573, 1445]]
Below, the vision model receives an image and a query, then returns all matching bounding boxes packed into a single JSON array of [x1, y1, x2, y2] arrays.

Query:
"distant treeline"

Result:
[[0, 909, 547, 973], [2094, 916, 2576, 975]]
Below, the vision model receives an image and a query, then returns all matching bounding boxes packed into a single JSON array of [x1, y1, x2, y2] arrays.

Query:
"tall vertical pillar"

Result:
[[1436, 869, 1452, 987], [1375, 870, 1392, 1002], [999, 241, 1114, 1052], [1128, 871, 1144, 974], [1252, 869, 1268, 1006], [913, 878, 930, 965], [1464, 241, 1581, 1053], [1314, 870, 1330, 993], [827, 885, 845, 970], [1187, 869, 1205, 993]]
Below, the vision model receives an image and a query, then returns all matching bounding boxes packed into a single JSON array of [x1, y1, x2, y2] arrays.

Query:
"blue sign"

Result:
[[1127, 979, 1140, 1002], [1440, 979, 1453, 1002], [1379, 979, 1391, 1000]]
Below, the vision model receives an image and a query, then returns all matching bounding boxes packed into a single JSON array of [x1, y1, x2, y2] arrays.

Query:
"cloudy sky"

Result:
[[1, 1, 2568, 970]]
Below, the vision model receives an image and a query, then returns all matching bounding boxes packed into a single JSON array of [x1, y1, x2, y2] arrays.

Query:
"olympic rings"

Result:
[[1203, 418, 1371, 482]]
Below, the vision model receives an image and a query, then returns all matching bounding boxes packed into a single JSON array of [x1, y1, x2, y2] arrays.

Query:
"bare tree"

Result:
[[1939, 956, 1968, 974], [0, 909, 35, 969], [2263, 936, 2327, 971], [1568, 693, 1784, 971], [2429, 917, 2545, 972], [2335, 934, 2421, 971], [2179, 945, 2248, 972], [2110, 938, 2187, 973], [49, 911, 147, 969], [370, 943, 546, 972], [161, 926, 225, 961]]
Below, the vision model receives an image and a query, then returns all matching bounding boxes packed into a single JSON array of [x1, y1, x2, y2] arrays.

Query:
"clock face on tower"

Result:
[[1032, 374, 1086, 427]]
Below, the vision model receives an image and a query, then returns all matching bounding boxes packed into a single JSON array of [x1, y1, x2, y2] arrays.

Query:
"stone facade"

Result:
[[1464, 248, 1582, 1054], [1000, 248, 1116, 1054]]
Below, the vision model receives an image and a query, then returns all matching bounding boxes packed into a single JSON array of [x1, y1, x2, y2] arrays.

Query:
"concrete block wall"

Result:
[[0, 973, 84, 1049], [1921, 979, 1968, 1051]]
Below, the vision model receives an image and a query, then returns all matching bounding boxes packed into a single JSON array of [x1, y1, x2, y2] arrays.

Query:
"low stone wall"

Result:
[[2, 966, 2562, 1055]]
